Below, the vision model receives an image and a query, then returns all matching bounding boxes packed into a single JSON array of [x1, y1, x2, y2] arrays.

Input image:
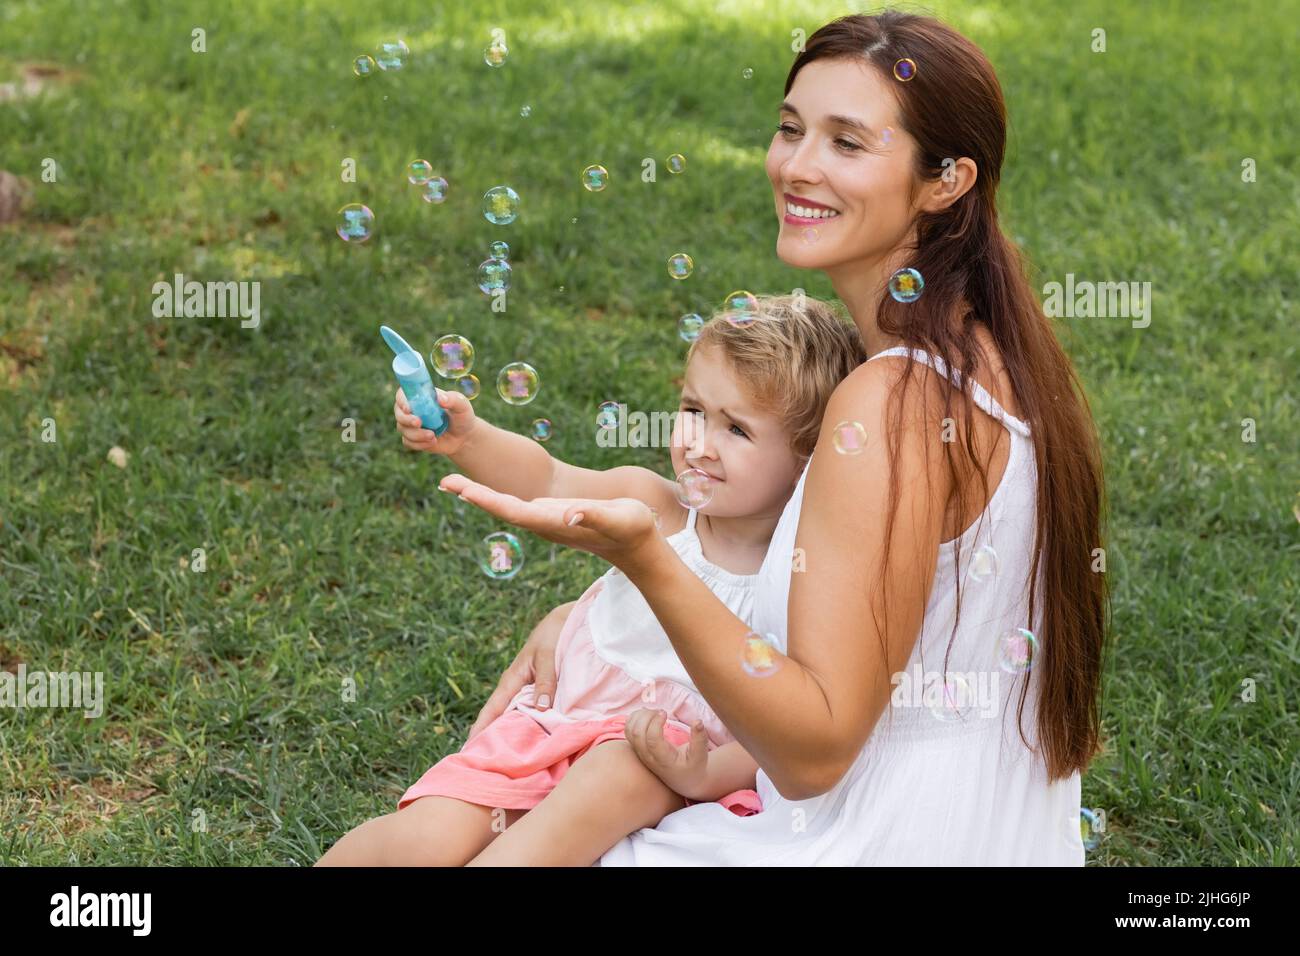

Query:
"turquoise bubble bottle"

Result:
[[381, 326, 450, 436]]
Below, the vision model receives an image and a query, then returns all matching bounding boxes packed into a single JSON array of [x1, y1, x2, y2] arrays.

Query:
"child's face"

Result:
[[669, 343, 803, 517]]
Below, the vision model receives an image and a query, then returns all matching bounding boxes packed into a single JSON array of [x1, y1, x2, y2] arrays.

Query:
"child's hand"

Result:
[[394, 385, 477, 457], [623, 708, 710, 801]]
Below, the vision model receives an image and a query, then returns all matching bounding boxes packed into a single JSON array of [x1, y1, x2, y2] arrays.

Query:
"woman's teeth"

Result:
[[786, 203, 840, 219]]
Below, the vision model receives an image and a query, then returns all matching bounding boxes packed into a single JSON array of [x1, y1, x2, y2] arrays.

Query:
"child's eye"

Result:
[[730, 424, 748, 438], [776, 123, 799, 137]]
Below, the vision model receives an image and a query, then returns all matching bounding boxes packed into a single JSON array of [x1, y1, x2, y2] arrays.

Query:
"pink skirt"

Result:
[[399, 579, 762, 818]]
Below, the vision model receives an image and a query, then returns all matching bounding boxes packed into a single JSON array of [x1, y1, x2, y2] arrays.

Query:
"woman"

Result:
[[440, 9, 1107, 865]]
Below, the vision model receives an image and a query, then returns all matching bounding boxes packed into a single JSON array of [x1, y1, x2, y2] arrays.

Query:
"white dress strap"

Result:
[[868, 346, 1031, 438], [685, 506, 699, 531]]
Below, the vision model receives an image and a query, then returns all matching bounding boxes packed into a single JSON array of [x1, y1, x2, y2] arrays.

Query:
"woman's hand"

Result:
[[466, 600, 575, 741], [624, 708, 711, 801], [394, 386, 478, 457], [437, 474, 667, 576]]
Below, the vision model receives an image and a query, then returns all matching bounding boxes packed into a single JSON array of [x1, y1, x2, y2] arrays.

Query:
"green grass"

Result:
[[0, 0, 1295, 865]]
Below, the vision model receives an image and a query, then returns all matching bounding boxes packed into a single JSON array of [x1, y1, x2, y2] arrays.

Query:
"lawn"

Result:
[[0, 0, 1295, 865]]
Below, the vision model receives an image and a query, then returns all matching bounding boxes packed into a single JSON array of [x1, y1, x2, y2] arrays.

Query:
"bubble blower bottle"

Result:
[[381, 325, 450, 436]]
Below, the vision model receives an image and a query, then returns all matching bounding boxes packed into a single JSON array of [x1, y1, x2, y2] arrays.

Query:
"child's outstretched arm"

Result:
[[395, 387, 682, 515]]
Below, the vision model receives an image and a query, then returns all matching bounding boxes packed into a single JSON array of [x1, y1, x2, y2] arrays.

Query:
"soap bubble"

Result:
[[479, 531, 524, 580], [483, 185, 520, 224], [832, 421, 867, 455], [455, 375, 480, 400], [674, 468, 715, 509], [581, 164, 609, 192], [484, 42, 508, 67], [531, 419, 553, 442], [888, 267, 924, 303], [969, 544, 999, 582], [997, 628, 1037, 674], [678, 313, 704, 342], [477, 257, 512, 294], [1080, 808, 1102, 851], [667, 153, 686, 174], [742, 67, 754, 79], [722, 290, 759, 327], [893, 57, 916, 81], [376, 40, 410, 71], [519, 104, 531, 118], [596, 401, 621, 430], [740, 632, 783, 678], [667, 252, 694, 280], [880, 126, 895, 146], [928, 672, 975, 722], [497, 362, 539, 405], [407, 159, 433, 185], [431, 335, 474, 378], [422, 177, 449, 203], [353, 55, 376, 77], [801, 227, 819, 244], [490, 240, 510, 259], [336, 203, 374, 242]]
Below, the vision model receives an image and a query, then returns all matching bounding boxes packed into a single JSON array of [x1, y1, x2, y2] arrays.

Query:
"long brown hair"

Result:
[[786, 11, 1107, 780]]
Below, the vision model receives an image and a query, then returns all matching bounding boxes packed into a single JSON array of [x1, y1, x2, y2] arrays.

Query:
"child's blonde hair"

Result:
[[685, 294, 866, 464]]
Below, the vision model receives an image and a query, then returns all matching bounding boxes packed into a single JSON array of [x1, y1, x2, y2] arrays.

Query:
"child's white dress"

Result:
[[399, 507, 763, 816]]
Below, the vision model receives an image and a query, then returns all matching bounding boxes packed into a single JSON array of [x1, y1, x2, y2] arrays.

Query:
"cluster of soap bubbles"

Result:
[[353, 39, 409, 76], [478, 241, 512, 294], [407, 159, 449, 204], [580, 154, 685, 193]]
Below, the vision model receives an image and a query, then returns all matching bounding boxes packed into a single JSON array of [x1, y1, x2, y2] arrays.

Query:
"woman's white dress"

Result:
[[600, 347, 1086, 865]]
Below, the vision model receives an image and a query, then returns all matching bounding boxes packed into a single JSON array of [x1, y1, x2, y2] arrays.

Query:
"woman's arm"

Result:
[[622, 361, 949, 799]]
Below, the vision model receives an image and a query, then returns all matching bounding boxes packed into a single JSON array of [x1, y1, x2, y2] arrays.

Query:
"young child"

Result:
[[317, 294, 864, 866]]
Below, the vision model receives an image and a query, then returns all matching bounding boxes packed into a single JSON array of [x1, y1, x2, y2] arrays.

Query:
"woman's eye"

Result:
[[777, 123, 799, 136], [835, 138, 861, 152]]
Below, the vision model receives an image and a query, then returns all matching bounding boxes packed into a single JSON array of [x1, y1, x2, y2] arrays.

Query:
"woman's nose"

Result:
[[782, 137, 823, 187]]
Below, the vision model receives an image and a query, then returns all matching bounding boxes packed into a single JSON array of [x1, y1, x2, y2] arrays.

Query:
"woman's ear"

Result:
[[919, 157, 978, 214]]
